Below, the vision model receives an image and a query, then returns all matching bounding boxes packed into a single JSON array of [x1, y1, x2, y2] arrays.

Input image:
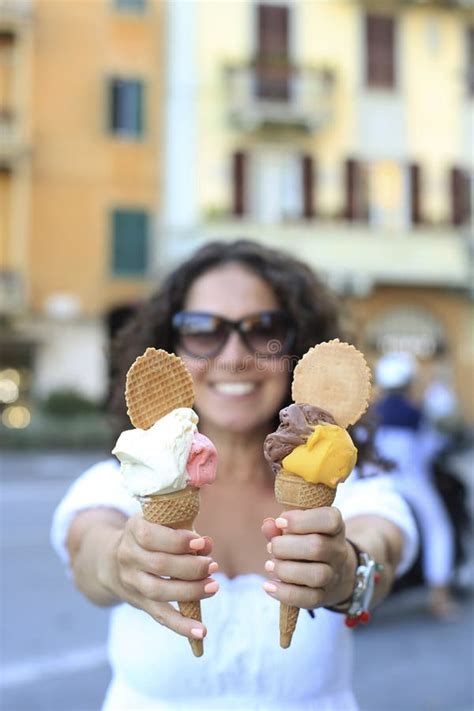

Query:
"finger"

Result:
[[138, 572, 220, 603], [261, 517, 282, 541], [262, 579, 325, 610], [146, 601, 207, 641], [131, 515, 207, 554], [270, 533, 336, 563], [266, 559, 332, 589], [141, 551, 217, 581], [276, 507, 343, 536]]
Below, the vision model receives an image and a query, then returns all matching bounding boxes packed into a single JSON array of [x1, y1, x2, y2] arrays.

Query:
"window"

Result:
[[111, 209, 149, 276], [114, 0, 146, 12], [108, 78, 144, 137], [365, 14, 396, 89]]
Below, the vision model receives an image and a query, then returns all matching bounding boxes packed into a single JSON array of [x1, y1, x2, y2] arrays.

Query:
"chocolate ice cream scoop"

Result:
[[264, 403, 336, 475]]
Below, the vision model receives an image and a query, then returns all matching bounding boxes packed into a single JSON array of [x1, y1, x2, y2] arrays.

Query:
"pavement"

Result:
[[1, 450, 473, 711]]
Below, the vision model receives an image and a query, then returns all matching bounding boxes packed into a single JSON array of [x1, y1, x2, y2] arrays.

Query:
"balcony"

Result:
[[0, 0, 32, 32], [0, 110, 29, 164], [190, 221, 470, 292], [224, 62, 335, 132]]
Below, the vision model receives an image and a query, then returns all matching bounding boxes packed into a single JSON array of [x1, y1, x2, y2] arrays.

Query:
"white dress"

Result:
[[51, 460, 418, 711]]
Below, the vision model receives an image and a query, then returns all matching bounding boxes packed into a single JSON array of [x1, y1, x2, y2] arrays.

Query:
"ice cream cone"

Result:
[[124, 348, 206, 657], [266, 340, 372, 649], [138, 486, 204, 657], [275, 470, 336, 649]]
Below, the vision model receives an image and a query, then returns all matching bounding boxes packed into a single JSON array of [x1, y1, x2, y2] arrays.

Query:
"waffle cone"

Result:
[[275, 470, 336, 649], [138, 486, 203, 657], [291, 339, 371, 429], [126, 348, 195, 430]]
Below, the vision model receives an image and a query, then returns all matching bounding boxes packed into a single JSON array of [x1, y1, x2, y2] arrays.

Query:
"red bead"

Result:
[[374, 573, 381, 584], [360, 611, 371, 623], [345, 616, 357, 628]]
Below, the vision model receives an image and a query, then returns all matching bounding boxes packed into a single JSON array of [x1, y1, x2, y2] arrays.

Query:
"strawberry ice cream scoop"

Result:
[[186, 432, 218, 487]]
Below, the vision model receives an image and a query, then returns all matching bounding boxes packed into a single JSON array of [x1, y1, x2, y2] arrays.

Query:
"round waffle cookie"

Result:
[[291, 339, 371, 429], [125, 348, 195, 430]]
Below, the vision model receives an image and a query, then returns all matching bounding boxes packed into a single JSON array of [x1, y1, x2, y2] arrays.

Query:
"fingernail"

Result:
[[263, 581, 277, 594], [275, 517, 288, 529], [267, 542, 272, 554], [204, 580, 219, 594], [190, 627, 204, 639], [265, 559, 275, 572], [190, 538, 205, 551], [208, 561, 219, 574], [262, 517, 275, 525]]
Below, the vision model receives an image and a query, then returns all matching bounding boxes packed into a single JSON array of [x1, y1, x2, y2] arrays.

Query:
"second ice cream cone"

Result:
[[138, 486, 204, 657], [275, 470, 336, 649]]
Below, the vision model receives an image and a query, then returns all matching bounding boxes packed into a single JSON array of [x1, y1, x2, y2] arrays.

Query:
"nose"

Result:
[[214, 330, 252, 372]]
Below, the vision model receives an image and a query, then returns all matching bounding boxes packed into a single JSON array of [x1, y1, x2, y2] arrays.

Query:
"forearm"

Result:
[[67, 508, 127, 607], [345, 515, 404, 606]]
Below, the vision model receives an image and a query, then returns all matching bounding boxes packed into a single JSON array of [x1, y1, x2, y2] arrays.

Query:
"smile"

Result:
[[211, 382, 259, 396]]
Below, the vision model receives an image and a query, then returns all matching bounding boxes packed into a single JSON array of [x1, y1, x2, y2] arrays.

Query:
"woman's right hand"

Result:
[[110, 512, 219, 640]]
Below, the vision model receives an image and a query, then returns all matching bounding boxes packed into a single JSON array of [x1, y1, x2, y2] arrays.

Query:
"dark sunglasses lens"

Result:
[[175, 314, 227, 357], [243, 313, 292, 355]]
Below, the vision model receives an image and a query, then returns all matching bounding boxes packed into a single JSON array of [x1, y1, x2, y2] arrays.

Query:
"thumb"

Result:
[[261, 517, 282, 542]]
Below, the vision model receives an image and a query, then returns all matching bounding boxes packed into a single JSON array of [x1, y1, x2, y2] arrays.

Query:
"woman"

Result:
[[51, 240, 417, 711]]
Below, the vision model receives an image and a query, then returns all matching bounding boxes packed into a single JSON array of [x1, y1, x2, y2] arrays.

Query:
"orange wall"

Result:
[[29, 0, 163, 316]]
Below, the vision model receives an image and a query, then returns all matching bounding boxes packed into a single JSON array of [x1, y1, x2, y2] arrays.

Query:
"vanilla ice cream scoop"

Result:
[[112, 407, 198, 496]]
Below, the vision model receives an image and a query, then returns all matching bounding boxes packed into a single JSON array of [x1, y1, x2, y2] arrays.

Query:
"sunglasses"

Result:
[[172, 310, 295, 358]]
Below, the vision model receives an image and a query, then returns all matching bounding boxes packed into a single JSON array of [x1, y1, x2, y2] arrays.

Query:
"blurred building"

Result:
[[0, 0, 473, 423], [0, 0, 162, 406]]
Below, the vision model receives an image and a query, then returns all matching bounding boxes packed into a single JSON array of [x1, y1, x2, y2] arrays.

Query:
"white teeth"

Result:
[[213, 382, 257, 396]]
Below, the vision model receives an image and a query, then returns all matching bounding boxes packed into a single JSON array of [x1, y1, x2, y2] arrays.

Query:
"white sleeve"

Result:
[[334, 471, 419, 576], [50, 459, 141, 569]]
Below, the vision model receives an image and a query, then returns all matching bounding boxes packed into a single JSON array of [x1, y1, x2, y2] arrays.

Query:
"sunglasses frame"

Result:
[[172, 310, 296, 358]]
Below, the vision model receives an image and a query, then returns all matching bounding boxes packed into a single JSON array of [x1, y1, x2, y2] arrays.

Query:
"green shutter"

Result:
[[112, 210, 148, 275]]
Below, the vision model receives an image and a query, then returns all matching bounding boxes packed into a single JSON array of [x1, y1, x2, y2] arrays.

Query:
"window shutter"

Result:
[[232, 151, 246, 217], [256, 4, 290, 100], [302, 155, 315, 219], [410, 163, 422, 225], [257, 4, 289, 59], [451, 167, 470, 226], [366, 14, 395, 88], [468, 27, 474, 97], [112, 209, 148, 275], [345, 159, 357, 221]]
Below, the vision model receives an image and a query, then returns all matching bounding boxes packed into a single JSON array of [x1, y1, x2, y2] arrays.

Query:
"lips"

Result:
[[210, 381, 259, 396]]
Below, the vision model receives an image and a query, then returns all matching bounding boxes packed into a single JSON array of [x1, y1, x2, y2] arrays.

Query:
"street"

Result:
[[1, 451, 473, 711]]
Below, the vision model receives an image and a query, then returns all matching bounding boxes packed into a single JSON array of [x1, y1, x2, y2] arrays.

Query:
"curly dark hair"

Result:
[[109, 239, 387, 475]]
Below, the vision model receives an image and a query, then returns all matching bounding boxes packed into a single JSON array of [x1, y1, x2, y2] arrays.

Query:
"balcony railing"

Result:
[[0, 0, 32, 31], [224, 62, 335, 132]]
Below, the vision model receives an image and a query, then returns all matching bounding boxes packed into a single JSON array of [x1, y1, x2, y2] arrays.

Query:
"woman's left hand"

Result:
[[261, 508, 357, 610]]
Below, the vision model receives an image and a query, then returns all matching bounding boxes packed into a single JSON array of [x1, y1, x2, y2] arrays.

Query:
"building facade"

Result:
[[0, 0, 473, 423], [161, 0, 473, 420], [1, 0, 163, 404]]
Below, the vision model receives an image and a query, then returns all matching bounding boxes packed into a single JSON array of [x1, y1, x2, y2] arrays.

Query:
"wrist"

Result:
[[96, 527, 124, 604], [328, 538, 359, 609]]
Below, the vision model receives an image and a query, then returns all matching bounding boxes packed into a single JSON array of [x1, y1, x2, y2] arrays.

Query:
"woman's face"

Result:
[[177, 264, 290, 435]]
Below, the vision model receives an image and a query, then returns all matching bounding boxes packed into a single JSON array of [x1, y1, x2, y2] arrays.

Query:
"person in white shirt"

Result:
[[52, 240, 417, 711]]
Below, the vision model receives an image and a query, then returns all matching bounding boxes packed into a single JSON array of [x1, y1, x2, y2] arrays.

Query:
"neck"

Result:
[[200, 418, 272, 486]]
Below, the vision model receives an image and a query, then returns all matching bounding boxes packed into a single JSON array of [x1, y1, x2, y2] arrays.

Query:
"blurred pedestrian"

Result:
[[373, 351, 459, 620], [51, 241, 417, 710]]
